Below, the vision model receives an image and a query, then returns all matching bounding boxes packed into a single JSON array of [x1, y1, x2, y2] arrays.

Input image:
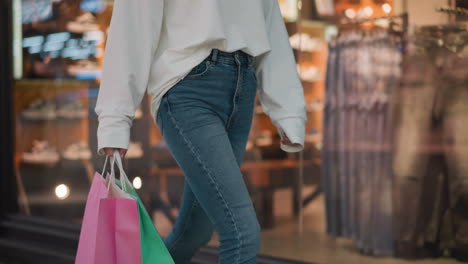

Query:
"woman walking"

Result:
[[95, 0, 307, 263]]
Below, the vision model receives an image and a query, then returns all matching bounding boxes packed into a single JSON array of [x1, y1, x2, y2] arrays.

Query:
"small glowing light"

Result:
[[344, 9, 356, 19], [363, 6, 374, 17], [133, 177, 142, 190], [382, 3, 392, 14], [55, 184, 70, 200]]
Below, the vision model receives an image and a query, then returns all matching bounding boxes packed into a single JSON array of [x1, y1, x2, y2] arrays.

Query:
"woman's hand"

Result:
[[103, 148, 127, 158], [280, 132, 301, 148]]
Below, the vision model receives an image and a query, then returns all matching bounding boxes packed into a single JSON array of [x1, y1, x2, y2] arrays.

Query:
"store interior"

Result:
[[10, 0, 468, 263]]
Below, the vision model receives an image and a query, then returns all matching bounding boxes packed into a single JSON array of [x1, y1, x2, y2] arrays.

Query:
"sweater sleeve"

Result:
[[95, 0, 164, 155], [255, 0, 307, 153]]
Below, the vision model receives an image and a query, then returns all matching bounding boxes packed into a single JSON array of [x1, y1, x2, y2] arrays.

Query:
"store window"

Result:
[[8, 0, 468, 263], [10, 0, 327, 261], [13, 0, 110, 223]]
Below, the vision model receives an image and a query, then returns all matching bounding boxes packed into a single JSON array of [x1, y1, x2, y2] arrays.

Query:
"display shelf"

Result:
[[19, 116, 87, 122]]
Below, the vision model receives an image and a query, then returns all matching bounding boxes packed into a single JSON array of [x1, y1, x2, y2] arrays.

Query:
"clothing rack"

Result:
[[338, 13, 409, 39], [337, 13, 409, 53], [436, 6, 468, 17], [420, 24, 467, 33], [340, 13, 408, 26]]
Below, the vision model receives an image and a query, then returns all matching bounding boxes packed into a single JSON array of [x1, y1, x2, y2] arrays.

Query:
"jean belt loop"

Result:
[[234, 51, 240, 66], [211, 49, 219, 64]]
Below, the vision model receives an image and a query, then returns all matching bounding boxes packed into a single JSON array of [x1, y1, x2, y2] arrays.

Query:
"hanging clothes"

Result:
[[322, 28, 403, 256], [392, 27, 468, 259]]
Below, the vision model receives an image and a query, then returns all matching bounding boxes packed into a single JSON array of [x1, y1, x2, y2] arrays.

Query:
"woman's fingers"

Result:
[[281, 132, 292, 144], [103, 147, 127, 158], [119, 149, 127, 158], [104, 148, 114, 157]]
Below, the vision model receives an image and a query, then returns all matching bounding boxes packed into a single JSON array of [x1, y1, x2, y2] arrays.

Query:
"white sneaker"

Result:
[[22, 99, 57, 120], [306, 99, 324, 112], [67, 59, 100, 79], [255, 130, 273, 147], [297, 65, 321, 82], [135, 106, 143, 119], [57, 101, 87, 119], [306, 129, 322, 144], [278, 0, 298, 21], [63, 141, 91, 160], [127, 142, 144, 159], [289, 33, 322, 52], [22, 140, 60, 164]]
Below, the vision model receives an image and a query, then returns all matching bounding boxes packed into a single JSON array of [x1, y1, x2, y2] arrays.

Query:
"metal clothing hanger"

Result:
[[414, 7, 468, 56], [436, 6, 468, 17]]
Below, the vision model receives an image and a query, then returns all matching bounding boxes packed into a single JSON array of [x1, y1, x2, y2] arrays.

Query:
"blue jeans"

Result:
[[156, 49, 260, 264]]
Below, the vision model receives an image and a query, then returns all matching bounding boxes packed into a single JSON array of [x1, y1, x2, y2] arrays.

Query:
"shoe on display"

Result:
[[297, 65, 321, 82], [66, 59, 101, 80], [306, 98, 324, 112], [305, 129, 322, 144], [246, 140, 254, 150], [57, 101, 87, 119], [315, 0, 335, 16], [289, 33, 322, 52], [255, 130, 273, 147], [254, 105, 264, 114], [22, 140, 60, 164], [135, 106, 143, 119], [62, 141, 92, 160], [278, 0, 298, 21], [22, 99, 57, 120], [80, 0, 107, 14], [127, 142, 144, 159], [66, 12, 99, 33], [21, 0, 54, 24]]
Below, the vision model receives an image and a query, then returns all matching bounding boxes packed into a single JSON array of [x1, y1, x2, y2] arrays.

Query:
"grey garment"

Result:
[[322, 43, 337, 236], [323, 42, 343, 238], [392, 40, 468, 253], [337, 43, 349, 237], [323, 32, 400, 256]]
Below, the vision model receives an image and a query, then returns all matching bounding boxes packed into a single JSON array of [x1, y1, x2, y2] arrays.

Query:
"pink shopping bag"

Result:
[[94, 197, 142, 264], [75, 155, 142, 264], [75, 172, 109, 264]]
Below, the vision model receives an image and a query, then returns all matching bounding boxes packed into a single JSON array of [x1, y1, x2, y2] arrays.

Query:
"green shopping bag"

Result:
[[112, 152, 175, 264], [127, 186, 174, 264]]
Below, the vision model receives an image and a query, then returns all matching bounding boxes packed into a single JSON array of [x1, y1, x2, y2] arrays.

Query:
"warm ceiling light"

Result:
[[133, 176, 142, 190], [55, 184, 70, 200], [363, 6, 374, 17], [382, 3, 392, 14], [345, 8, 357, 19]]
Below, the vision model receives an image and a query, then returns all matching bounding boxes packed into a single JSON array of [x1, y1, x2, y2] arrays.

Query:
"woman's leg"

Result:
[[159, 55, 260, 264], [164, 183, 214, 263]]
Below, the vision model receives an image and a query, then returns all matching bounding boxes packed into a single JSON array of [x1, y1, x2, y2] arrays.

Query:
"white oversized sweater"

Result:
[[95, 0, 307, 154]]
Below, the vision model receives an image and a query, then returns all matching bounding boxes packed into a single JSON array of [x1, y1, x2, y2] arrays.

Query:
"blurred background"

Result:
[[1, 0, 467, 263]]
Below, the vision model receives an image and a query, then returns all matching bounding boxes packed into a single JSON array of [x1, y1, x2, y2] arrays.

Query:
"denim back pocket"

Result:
[[184, 60, 213, 80]]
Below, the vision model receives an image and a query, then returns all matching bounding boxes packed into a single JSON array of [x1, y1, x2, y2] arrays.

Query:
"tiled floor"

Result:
[[155, 187, 464, 264]]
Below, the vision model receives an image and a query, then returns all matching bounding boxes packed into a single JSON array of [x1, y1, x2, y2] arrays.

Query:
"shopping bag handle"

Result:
[[101, 155, 109, 178], [108, 150, 133, 192]]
